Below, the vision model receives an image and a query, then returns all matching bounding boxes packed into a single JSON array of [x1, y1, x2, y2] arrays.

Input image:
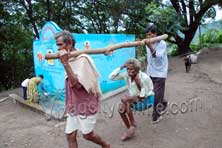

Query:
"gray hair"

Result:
[[55, 30, 76, 47], [125, 58, 141, 72]]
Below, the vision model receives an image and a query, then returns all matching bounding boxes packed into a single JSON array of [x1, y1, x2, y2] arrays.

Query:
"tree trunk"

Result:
[[177, 43, 192, 55], [175, 35, 192, 55], [176, 22, 199, 55], [46, 0, 51, 21]]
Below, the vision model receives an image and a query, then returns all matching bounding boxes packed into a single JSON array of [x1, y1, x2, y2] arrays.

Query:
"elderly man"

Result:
[[109, 58, 154, 141], [55, 30, 110, 148]]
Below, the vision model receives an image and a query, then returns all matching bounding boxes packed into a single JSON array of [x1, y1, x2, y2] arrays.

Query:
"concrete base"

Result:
[[8, 94, 65, 121], [102, 86, 127, 101], [8, 86, 127, 121]]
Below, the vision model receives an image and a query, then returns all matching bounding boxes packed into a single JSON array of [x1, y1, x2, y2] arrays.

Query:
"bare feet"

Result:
[[102, 144, 110, 148], [121, 126, 136, 141]]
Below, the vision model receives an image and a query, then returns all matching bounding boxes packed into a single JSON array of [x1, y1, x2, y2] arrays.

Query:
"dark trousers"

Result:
[[151, 77, 167, 121], [185, 63, 191, 72], [22, 87, 27, 100]]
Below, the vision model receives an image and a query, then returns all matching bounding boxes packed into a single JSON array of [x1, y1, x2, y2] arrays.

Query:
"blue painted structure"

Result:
[[33, 21, 135, 100]]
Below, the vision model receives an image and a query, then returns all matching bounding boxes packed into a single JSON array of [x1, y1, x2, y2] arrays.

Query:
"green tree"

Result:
[[1, 0, 162, 90], [145, 0, 222, 54], [0, 1, 33, 91]]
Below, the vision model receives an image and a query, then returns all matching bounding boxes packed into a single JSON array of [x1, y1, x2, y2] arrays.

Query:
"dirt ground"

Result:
[[0, 48, 222, 148]]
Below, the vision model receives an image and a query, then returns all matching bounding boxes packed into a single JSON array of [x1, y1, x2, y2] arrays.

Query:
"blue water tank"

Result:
[[33, 21, 135, 100]]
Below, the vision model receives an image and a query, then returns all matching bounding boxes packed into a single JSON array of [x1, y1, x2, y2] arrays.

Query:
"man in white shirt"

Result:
[[144, 24, 168, 124], [21, 78, 30, 100]]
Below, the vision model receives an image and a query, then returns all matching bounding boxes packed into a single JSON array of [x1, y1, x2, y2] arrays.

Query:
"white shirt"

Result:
[[109, 67, 154, 97], [146, 40, 168, 78], [21, 78, 30, 87]]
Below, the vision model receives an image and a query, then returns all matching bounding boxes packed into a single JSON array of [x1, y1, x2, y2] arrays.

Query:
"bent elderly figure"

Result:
[[27, 75, 46, 103], [109, 58, 154, 141]]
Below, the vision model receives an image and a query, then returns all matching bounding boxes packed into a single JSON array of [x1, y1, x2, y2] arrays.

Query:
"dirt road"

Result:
[[0, 48, 222, 148]]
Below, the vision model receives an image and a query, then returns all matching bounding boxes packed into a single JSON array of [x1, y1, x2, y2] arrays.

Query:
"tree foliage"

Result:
[[144, 0, 222, 54], [0, 0, 221, 91], [201, 28, 222, 44], [0, 1, 33, 90], [0, 0, 154, 91]]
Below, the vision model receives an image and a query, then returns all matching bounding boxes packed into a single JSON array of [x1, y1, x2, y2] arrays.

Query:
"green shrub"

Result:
[[201, 29, 222, 44], [167, 43, 178, 56], [219, 33, 222, 42], [190, 44, 200, 52]]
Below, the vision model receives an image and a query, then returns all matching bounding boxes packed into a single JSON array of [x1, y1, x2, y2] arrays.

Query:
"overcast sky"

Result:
[[215, 6, 222, 21], [162, 0, 222, 21]]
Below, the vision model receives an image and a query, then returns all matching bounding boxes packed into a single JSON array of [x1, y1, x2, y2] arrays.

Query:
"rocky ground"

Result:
[[0, 48, 222, 148]]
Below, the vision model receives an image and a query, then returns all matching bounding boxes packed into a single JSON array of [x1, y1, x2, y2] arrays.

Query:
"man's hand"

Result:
[[104, 49, 114, 56], [134, 74, 141, 90], [58, 50, 79, 86], [144, 39, 152, 49], [138, 97, 145, 102], [58, 49, 70, 65], [120, 63, 127, 70], [68, 74, 79, 86], [145, 39, 156, 57]]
